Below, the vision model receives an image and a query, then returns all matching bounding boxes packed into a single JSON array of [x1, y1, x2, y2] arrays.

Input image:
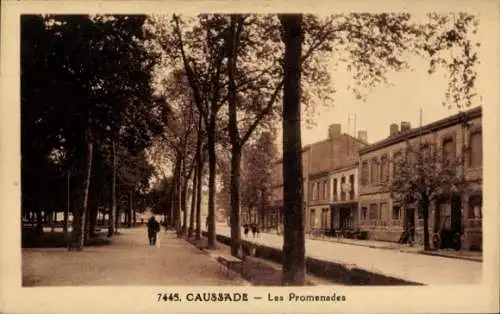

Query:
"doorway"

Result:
[[404, 208, 415, 235], [339, 208, 351, 230], [450, 195, 462, 232]]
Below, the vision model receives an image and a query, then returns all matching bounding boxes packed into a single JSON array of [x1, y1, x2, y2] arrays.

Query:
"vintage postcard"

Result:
[[1, 0, 499, 313]]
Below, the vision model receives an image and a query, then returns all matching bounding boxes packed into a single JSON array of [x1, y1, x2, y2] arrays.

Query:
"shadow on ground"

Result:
[[22, 229, 111, 248]]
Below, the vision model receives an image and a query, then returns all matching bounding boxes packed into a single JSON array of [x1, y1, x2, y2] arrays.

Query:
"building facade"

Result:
[[307, 124, 367, 233], [267, 123, 367, 233], [329, 164, 360, 233], [268, 145, 311, 230], [358, 107, 482, 251]]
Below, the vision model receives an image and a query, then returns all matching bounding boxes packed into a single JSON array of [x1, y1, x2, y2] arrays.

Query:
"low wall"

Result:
[[202, 232, 422, 285]]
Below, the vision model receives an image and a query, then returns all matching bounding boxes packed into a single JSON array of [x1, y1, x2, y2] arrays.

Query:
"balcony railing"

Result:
[[391, 220, 401, 227]]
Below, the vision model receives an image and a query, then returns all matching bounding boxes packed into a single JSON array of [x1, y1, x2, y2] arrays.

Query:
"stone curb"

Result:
[[203, 232, 422, 286], [184, 237, 252, 286]]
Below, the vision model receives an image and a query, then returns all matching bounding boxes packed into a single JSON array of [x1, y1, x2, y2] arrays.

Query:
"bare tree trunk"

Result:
[[190, 114, 203, 238], [181, 173, 189, 236], [108, 139, 117, 237], [101, 207, 106, 225], [36, 210, 43, 235], [188, 164, 197, 237], [71, 131, 93, 251], [128, 190, 133, 228], [176, 172, 183, 237], [64, 169, 70, 233], [132, 191, 136, 227], [63, 210, 69, 233], [227, 15, 244, 256], [175, 153, 183, 231], [207, 117, 217, 249], [422, 198, 431, 251], [87, 202, 98, 238], [84, 206, 91, 243], [115, 203, 121, 232], [280, 14, 306, 285], [229, 148, 242, 256], [178, 156, 186, 236], [168, 156, 180, 230], [260, 189, 266, 229], [175, 155, 184, 237], [195, 148, 204, 240]]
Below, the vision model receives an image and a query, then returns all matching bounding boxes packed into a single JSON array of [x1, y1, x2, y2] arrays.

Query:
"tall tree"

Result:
[[146, 15, 232, 249], [21, 14, 168, 250], [240, 131, 278, 228], [279, 14, 306, 286], [388, 141, 464, 251]]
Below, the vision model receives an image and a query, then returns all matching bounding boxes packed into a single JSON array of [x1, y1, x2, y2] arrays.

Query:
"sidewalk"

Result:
[[304, 233, 482, 262], [215, 225, 482, 285], [22, 227, 246, 286]]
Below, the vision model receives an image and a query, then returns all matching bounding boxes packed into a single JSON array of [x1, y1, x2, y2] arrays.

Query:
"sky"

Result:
[[286, 56, 468, 147], [277, 39, 485, 149], [271, 11, 489, 150]]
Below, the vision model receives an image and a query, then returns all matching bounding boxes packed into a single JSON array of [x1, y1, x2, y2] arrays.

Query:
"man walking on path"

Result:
[[147, 216, 160, 246]]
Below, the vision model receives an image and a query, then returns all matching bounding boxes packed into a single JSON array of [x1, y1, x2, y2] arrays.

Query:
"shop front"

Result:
[[330, 202, 359, 237]]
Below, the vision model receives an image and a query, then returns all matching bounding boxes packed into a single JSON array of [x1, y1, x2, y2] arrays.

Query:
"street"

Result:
[[213, 224, 482, 285], [22, 227, 246, 286]]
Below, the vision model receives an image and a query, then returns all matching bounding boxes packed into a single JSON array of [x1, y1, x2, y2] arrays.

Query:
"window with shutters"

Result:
[[340, 177, 346, 201], [349, 174, 355, 200], [361, 206, 368, 220], [469, 131, 482, 168], [321, 208, 329, 229], [361, 161, 369, 186], [392, 206, 401, 220], [380, 155, 389, 184], [468, 195, 482, 219], [370, 159, 379, 185], [369, 203, 378, 220], [442, 138, 456, 165], [379, 202, 389, 226], [392, 151, 402, 178], [310, 209, 316, 229], [333, 178, 338, 201], [323, 180, 328, 200]]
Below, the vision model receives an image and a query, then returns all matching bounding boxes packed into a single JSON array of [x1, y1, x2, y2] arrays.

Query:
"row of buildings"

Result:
[[242, 106, 483, 251]]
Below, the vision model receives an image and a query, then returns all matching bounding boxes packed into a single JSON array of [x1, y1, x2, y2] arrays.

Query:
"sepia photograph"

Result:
[[1, 0, 499, 313]]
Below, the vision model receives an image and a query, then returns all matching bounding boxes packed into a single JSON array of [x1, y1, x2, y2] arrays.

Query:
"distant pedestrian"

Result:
[[251, 223, 258, 238], [147, 216, 161, 247], [243, 224, 249, 237]]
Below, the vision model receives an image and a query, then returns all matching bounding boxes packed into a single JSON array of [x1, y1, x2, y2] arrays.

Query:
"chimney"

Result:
[[400, 121, 411, 132], [390, 123, 399, 136], [328, 124, 341, 139], [357, 130, 368, 143]]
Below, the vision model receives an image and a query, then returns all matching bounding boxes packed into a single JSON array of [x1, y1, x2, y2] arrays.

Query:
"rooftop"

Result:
[[359, 106, 482, 155]]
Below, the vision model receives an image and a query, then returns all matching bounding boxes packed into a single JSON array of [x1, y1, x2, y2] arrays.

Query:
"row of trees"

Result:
[[22, 12, 479, 285], [144, 12, 479, 285], [21, 15, 168, 250]]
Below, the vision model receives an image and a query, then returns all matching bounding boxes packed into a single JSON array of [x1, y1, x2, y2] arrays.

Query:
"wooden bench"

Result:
[[215, 253, 244, 277]]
